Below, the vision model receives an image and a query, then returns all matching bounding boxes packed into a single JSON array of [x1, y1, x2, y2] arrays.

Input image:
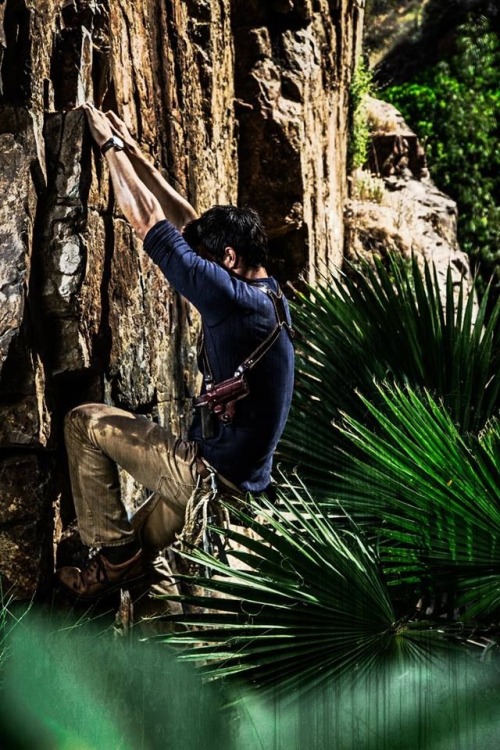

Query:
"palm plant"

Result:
[[160, 482, 449, 693], [160, 383, 500, 691], [281, 257, 499, 496], [334, 383, 500, 619]]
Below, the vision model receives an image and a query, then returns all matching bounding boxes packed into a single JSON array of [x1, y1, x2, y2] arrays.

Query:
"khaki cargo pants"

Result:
[[64, 403, 246, 620], [63, 403, 220, 552]]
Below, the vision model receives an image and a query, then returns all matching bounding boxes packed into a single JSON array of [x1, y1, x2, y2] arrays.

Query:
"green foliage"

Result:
[[335, 385, 500, 616], [160, 386, 500, 684], [381, 16, 500, 299], [348, 58, 374, 170], [160, 485, 446, 692], [281, 257, 499, 494], [0, 614, 231, 749]]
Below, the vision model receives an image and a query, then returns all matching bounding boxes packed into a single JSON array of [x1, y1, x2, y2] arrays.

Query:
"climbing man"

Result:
[[56, 105, 295, 599]]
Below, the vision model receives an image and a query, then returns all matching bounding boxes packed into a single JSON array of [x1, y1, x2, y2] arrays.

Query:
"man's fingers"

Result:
[[105, 111, 130, 136], [80, 102, 114, 147], [105, 110, 121, 124], [83, 103, 100, 120], [84, 102, 107, 117]]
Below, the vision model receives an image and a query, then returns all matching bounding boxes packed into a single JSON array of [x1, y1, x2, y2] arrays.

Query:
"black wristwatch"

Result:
[[101, 135, 125, 156]]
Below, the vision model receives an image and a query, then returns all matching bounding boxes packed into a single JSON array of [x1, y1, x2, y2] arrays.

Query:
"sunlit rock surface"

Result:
[[345, 97, 475, 304]]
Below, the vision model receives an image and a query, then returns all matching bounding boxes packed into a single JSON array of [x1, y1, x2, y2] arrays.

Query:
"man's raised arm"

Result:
[[105, 110, 198, 230], [83, 104, 197, 236]]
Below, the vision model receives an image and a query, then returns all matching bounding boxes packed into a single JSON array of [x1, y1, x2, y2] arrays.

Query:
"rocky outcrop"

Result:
[[344, 97, 474, 303], [0, 0, 363, 597]]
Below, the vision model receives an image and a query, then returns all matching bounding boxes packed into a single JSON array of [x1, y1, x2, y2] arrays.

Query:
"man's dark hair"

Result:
[[182, 205, 269, 269]]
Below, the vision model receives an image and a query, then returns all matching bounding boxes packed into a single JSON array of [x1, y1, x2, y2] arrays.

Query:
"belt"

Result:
[[195, 457, 243, 496]]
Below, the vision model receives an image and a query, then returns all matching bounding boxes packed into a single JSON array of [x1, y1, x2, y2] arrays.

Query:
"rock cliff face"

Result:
[[345, 97, 474, 306], [0, 0, 363, 596]]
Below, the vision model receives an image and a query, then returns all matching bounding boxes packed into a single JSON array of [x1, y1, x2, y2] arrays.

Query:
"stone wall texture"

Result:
[[0, 0, 363, 597]]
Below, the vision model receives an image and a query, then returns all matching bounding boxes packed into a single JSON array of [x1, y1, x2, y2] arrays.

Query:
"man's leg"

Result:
[[57, 402, 201, 598]]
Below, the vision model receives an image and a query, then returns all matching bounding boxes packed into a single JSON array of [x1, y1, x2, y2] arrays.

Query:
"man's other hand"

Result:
[[83, 103, 114, 149]]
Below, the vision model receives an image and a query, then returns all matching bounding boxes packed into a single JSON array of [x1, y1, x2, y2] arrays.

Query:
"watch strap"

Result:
[[101, 136, 125, 156]]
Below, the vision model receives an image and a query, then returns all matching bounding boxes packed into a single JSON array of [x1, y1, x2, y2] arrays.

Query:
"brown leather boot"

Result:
[[56, 549, 145, 600]]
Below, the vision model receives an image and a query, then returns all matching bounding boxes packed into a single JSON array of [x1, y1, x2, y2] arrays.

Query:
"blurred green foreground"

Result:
[[1, 612, 500, 750]]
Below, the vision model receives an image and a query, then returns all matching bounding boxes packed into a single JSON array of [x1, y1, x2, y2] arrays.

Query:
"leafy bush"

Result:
[[381, 16, 500, 301], [348, 58, 374, 171]]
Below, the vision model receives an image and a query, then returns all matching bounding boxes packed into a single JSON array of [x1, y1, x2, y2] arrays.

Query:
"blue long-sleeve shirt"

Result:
[[143, 219, 294, 492]]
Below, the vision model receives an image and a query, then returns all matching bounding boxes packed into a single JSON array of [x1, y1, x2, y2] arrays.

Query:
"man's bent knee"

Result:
[[64, 403, 111, 446], [65, 402, 121, 427]]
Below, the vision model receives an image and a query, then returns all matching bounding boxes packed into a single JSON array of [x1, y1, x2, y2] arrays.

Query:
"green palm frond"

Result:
[[334, 383, 500, 617], [158, 484, 446, 692], [282, 257, 499, 491]]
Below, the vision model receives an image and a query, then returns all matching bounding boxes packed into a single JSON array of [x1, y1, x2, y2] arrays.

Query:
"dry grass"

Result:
[[350, 170, 386, 203]]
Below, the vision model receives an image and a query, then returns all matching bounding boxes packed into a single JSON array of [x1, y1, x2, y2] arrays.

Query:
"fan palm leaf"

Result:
[[157, 484, 447, 692], [282, 257, 499, 493], [333, 383, 500, 617]]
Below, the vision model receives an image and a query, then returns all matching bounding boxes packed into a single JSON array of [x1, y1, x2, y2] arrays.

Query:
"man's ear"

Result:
[[224, 246, 238, 268]]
